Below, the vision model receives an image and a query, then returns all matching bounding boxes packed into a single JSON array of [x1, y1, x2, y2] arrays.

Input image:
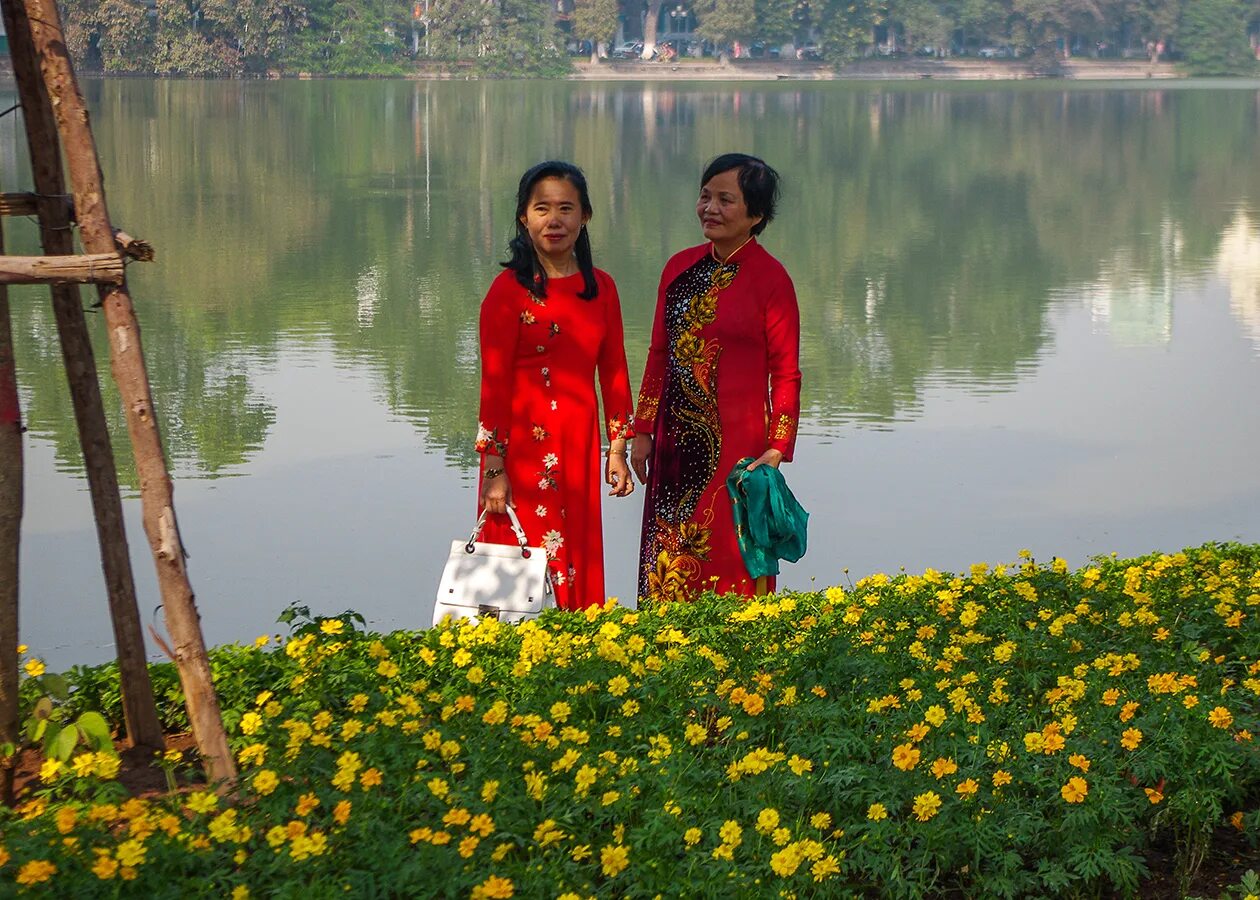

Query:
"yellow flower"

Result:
[[470, 875, 515, 899], [600, 843, 629, 877], [1209, 706, 1234, 729], [39, 759, 64, 782], [892, 743, 921, 771], [931, 758, 958, 779], [607, 675, 630, 697], [186, 791, 219, 814], [683, 827, 702, 846], [956, 779, 979, 797], [788, 755, 813, 775], [756, 808, 780, 834], [23, 658, 46, 678], [17, 860, 57, 885], [333, 800, 351, 825], [92, 854, 119, 880], [912, 792, 942, 822], [295, 793, 320, 816], [1121, 728, 1143, 751], [231, 888, 250, 900], [1101, 689, 1120, 706], [377, 660, 399, 678], [770, 843, 805, 876], [1145, 788, 1164, 804], [116, 839, 147, 867], [360, 768, 383, 790], [252, 770, 280, 796], [924, 706, 946, 727], [992, 770, 1012, 787], [812, 855, 842, 882], [1061, 777, 1088, 803], [1068, 754, 1090, 772], [867, 803, 888, 821], [719, 820, 743, 845], [1119, 701, 1139, 722], [239, 711, 263, 735]]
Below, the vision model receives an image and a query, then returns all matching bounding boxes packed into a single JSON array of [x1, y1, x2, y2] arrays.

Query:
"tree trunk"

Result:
[[0, 195, 22, 809], [642, 0, 662, 57], [0, 0, 165, 753], [19, 0, 236, 784]]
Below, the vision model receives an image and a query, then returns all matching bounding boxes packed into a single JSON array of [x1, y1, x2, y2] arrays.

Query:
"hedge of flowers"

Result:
[[3, 542, 1260, 897]]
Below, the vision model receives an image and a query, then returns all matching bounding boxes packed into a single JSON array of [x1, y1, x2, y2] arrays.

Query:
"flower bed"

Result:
[[3, 543, 1260, 897]]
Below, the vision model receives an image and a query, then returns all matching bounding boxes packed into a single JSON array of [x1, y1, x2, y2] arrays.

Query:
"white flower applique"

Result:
[[542, 530, 565, 560], [536, 505, 548, 518]]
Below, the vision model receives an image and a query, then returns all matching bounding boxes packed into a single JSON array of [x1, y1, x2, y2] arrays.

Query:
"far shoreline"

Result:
[[560, 57, 1187, 81]]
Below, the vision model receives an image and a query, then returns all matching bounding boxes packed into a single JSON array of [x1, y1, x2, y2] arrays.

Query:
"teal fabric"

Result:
[[726, 458, 809, 579]]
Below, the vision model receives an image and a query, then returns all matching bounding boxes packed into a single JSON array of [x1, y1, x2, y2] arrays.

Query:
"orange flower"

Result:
[[1060, 777, 1088, 803], [892, 744, 920, 772], [1121, 728, 1143, 751]]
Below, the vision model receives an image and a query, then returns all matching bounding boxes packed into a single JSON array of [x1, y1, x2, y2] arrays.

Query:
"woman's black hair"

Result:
[[502, 160, 598, 300], [700, 153, 780, 236]]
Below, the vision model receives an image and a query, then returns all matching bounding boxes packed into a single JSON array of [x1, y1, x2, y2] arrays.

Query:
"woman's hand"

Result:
[[606, 453, 634, 497], [479, 457, 512, 514], [630, 434, 653, 485], [745, 448, 783, 471]]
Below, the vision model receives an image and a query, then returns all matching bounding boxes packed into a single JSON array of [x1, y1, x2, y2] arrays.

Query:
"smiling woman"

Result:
[[474, 161, 636, 610], [630, 153, 802, 603]]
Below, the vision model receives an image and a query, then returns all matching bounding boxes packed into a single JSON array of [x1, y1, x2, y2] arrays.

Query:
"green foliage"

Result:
[[6, 544, 1260, 896], [571, 0, 621, 49], [1179, 0, 1259, 75], [698, 0, 760, 53]]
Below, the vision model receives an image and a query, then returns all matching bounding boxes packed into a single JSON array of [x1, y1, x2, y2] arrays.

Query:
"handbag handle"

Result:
[[467, 506, 533, 558]]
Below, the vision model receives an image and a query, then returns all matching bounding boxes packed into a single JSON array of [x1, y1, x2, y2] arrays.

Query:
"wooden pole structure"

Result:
[[0, 253, 126, 285], [18, 0, 237, 783], [0, 0, 165, 752], [0, 192, 22, 807]]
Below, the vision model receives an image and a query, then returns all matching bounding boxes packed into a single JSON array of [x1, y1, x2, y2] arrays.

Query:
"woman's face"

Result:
[[696, 168, 762, 247], [520, 177, 588, 267]]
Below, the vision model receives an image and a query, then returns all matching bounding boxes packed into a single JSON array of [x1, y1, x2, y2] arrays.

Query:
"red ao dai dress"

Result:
[[475, 269, 635, 610], [634, 239, 801, 602]]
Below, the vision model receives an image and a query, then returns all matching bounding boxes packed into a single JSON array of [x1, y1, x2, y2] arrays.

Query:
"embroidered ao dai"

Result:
[[634, 240, 801, 602], [476, 269, 634, 610]]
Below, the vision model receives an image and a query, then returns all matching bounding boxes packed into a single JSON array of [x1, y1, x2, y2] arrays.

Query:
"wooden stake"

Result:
[[0, 253, 125, 285], [0, 189, 22, 808], [0, 193, 40, 217], [20, 0, 237, 783], [0, 0, 165, 753]]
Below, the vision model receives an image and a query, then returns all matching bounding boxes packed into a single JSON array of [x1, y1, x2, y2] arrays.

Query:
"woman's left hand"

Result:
[[607, 453, 635, 497], [745, 448, 783, 471]]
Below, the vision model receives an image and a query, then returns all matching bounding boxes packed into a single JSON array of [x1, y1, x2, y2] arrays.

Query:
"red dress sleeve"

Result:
[[634, 265, 672, 435], [476, 275, 519, 458], [597, 273, 636, 442], [765, 269, 802, 461]]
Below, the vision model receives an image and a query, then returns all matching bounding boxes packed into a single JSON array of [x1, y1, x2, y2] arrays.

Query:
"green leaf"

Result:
[[76, 711, 113, 750], [40, 673, 70, 701], [52, 724, 79, 762], [34, 696, 54, 720]]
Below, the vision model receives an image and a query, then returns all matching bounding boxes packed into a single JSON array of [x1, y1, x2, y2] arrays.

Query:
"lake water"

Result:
[[2, 78, 1259, 667]]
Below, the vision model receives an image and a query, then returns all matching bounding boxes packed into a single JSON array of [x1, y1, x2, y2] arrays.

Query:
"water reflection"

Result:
[[2, 80, 1260, 664], [3, 81, 1259, 471]]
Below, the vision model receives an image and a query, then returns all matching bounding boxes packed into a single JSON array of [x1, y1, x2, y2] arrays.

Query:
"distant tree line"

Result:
[[56, 0, 1260, 76]]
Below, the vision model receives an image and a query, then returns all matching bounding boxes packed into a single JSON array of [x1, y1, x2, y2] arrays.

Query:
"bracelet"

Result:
[[483, 467, 504, 479], [606, 449, 627, 457]]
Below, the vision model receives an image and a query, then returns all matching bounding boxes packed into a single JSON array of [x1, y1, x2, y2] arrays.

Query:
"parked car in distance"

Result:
[[978, 46, 1014, 58], [796, 43, 822, 60], [611, 41, 644, 59]]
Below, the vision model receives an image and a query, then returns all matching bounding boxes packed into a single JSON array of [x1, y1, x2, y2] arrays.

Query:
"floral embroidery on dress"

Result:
[[532, 424, 549, 441], [634, 389, 660, 425], [606, 414, 635, 442], [537, 456, 558, 491], [520, 310, 536, 325], [536, 505, 548, 518], [549, 322, 561, 339], [772, 413, 796, 443], [542, 530, 565, 560], [475, 421, 508, 457]]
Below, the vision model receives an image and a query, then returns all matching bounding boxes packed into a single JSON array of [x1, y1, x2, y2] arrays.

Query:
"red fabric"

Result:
[[476, 269, 634, 610], [635, 240, 801, 602]]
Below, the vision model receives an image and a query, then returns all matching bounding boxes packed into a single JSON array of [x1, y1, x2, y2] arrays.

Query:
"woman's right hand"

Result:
[[479, 459, 513, 515], [630, 434, 652, 485]]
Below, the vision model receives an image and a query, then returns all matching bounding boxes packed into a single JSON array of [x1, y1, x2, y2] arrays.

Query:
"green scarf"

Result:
[[726, 458, 809, 579]]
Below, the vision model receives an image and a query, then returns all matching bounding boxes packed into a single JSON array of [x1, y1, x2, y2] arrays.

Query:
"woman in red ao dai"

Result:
[[476, 161, 636, 609], [631, 154, 802, 603]]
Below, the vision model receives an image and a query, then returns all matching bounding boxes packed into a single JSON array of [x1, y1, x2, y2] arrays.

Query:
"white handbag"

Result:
[[432, 506, 553, 626]]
